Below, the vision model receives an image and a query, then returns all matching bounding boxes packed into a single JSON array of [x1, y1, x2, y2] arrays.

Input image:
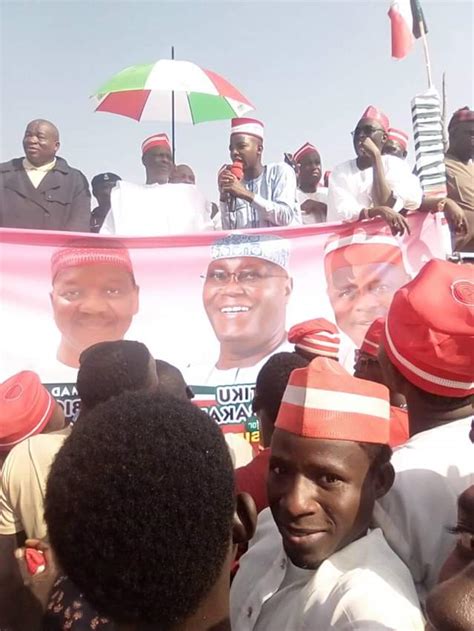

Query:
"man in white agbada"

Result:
[[230, 357, 425, 631], [373, 259, 474, 601], [327, 106, 422, 230], [101, 133, 214, 235], [217, 118, 300, 229], [185, 233, 293, 387]]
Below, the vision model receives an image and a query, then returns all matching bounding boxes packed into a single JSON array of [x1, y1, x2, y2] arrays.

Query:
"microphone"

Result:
[[228, 159, 243, 213]]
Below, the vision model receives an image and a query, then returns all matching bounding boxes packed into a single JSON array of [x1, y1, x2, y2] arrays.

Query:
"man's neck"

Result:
[[446, 147, 471, 165], [244, 163, 263, 181], [355, 156, 373, 171], [57, 339, 80, 368], [216, 331, 286, 370], [146, 172, 168, 185], [298, 181, 318, 194], [407, 394, 473, 437]]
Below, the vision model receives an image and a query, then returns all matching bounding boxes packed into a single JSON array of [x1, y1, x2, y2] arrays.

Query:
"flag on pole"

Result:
[[388, 0, 429, 59]]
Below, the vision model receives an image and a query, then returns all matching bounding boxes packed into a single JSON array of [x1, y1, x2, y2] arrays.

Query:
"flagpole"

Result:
[[442, 71, 448, 151], [418, 20, 433, 89], [171, 45, 176, 161]]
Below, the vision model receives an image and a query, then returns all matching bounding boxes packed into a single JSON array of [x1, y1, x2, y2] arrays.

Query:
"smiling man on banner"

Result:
[[50, 241, 139, 370], [186, 234, 293, 387]]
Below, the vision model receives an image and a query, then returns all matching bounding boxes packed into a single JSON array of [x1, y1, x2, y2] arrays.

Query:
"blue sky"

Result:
[[1, 0, 472, 201]]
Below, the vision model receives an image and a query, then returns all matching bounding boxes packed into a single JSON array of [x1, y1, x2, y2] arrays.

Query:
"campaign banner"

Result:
[[0, 214, 449, 461]]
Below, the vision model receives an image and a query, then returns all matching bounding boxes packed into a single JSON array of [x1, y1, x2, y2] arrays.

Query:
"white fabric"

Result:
[[218, 163, 300, 229], [374, 416, 474, 601], [22, 157, 56, 188], [327, 155, 422, 222], [296, 188, 328, 224], [101, 181, 215, 235], [231, 509, 424, 631]]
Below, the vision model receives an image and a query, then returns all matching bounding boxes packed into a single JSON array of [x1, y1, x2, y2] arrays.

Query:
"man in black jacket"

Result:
[[0, 119, 91, 232]]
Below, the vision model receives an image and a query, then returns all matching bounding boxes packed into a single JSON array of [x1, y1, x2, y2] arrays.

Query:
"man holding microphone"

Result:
[[217, 118, 299, 229]]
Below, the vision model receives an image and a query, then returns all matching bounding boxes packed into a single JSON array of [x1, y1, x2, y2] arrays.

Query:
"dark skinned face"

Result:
[[229, 134, 262, 171], [297, 151, 322, 189], [353, 117, 387, 157], [142, 146, 174, 183], [449, 121, 474, 162], [23, 120, 60, 167], [92, 181, 118, 208], [354, 350, 384, 385], [268, 430, 390, 569], [382, 140, 407, 160]]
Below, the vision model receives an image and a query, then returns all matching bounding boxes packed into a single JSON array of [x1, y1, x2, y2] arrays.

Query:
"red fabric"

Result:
[[288, 318, 340, 359], [360, 317, 385, 358], [95, 90, 150, 122], [235, 448, 271, 514], [360, 106, 390, 131], [141, 133, 171, 155], [325, 243, 404, 274], [293, 143, 318, 164], [383, 259, 474, 397], [387, 128, 409, 150], [203, 68, 253, 106], [51, 246, 133, 280], [388, 6, 413, 59], [389, 406, 410, 447]]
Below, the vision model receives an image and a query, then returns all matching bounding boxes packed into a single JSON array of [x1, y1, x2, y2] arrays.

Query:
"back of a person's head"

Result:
[[155, 359, 193, 401], [77, 340, 155, 410], [253, 352, 309, 423], [44, 390, 234, 630]]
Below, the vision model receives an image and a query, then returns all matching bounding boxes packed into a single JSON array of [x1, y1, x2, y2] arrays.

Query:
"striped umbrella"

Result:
[[93, 59, 254, 123]]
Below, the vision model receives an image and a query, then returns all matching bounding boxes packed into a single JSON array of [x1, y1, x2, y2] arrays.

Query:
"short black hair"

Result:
[[155, 359, 194, 400], [77, 340, 153, 410], [45, 391, 234, 629], [252, 352, 309, 423]]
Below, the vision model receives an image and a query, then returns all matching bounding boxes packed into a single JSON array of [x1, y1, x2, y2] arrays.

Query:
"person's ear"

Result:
[[381, 132, 388, 145], [402, 150, 408, 159], [374, 462, 395, 499], [54, 140, 60, 153], [257, 142, 263, 157], [284, 276, 293, 301], [232, 492, 257, 545], [378, 345, 406, 396]]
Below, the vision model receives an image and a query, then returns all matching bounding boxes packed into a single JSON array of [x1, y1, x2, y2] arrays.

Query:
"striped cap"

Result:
[[210, 233, 290, 271], [276, 357, 390, 444], [360, 106, 390, 131], [324, 227, 407, 275], [382, 259, 474, 397], [0, 371, 55, 452], [293, 142, 319, 164], [51, 243, 134, 280], [360, 317, 385, 358], [288, 318, 340, 359], [141, 133, 171, 155], [231, 117, 264, 140], [387, 128, 409, 150]]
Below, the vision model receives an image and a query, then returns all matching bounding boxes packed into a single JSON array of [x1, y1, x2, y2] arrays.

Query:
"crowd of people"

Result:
[[0, 103, 472, 631], [0, 106, 472, 250]]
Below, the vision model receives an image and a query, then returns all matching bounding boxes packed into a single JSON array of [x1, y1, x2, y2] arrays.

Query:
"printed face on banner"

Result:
[[203, 257, 292, 351], [50, 264, 139, 367], [326, 262, 409, 348]]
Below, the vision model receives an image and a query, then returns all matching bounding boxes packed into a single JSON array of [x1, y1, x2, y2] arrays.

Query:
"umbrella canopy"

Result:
[[93, 59, 254, 123]]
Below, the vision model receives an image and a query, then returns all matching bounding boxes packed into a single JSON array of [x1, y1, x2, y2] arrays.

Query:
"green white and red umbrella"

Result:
[[93, 59, 254, 123]]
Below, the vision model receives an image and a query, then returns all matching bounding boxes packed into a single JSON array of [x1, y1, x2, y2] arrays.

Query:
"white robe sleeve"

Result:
[[384, 156, 423, 211], [251, 164, 298, 226], [327, 165, 364, 222], [99, 208, 116, 235]]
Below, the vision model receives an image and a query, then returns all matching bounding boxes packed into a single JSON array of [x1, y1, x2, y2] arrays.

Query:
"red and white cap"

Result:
[[141, 133, 171, 156], [387, 128, 409, 150], [51, 243, 134, 280], [275, 357, 390, 444], [293, 142, 319, 164], [231, 118, 264, 140], [288, 318, 340, 359], [324, 227, 408, 276], [383, 259, 474, 398], [360, 106, 390, 131], [448, 107, 474, 130], [0, 371, 55, 452], [360, 317, 385, 358]]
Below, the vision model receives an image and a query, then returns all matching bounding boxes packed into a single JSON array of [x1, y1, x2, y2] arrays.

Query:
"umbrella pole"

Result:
[[171, 45, 176, 161]]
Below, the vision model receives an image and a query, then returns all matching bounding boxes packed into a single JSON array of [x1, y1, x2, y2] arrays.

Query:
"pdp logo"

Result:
[[451, 280, 474, 306]]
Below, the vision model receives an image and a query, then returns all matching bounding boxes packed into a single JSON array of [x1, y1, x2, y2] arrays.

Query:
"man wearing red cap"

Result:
[[292, 143, 327, 224], [383, 128, 409, 160], [49, 241, 139, 370], [327, 106, 422, 231], [324, 226, 411, 348], [217, 118, 299, 229], [231, 357, 424, 630], [373, 259, 474, 599], [141, 133, 174, 185], [288, 317, 340, 361]]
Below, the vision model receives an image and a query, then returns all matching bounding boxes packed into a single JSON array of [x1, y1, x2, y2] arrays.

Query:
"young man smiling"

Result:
[[231, 357, 424, 630]]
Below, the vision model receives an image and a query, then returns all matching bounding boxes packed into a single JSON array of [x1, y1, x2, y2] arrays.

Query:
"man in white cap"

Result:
[[101, 134, 214, 235], [217, 118, 299, 229], [327, 106, 421, 231]]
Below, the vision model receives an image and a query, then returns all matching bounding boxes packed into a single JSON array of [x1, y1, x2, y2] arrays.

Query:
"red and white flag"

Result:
[[388, 0, 429, 59]]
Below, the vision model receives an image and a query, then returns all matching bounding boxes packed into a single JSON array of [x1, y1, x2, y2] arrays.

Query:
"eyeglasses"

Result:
[[201, 270, 287, 286], [351, 125, 384, 138]]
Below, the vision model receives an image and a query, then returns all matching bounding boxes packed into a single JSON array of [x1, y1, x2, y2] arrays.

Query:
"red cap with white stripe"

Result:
[[141, 133, 171, 155], [275, 357, 390, 444], [382, 259, 474, 397], [288, 318, 340, 359], [360, 317, 385, 358], [387, 128, 409, 150], [293, 142, 319, 164], [231, 118, 264, 140]]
